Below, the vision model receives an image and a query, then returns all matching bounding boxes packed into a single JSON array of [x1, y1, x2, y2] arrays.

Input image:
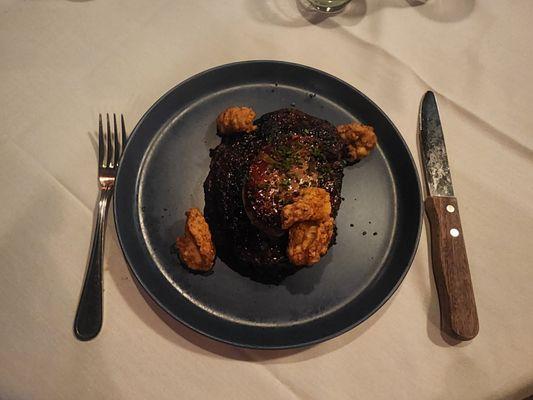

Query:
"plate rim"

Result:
[[114, 60, 423, 349]]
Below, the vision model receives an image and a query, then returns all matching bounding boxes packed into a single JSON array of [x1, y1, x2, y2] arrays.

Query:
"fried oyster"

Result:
[[287, 217, 335, 266], [281, 187, 331, 230], [336, 122, 377, 162], [176, 208, 216, 271], [216, 106, 257, 135]]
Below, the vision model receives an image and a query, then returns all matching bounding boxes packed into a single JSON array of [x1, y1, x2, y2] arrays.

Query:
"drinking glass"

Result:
[[302, 0, 352, 13]]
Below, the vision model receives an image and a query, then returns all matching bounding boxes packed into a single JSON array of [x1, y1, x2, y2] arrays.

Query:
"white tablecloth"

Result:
[[1, 1, 532, 399]]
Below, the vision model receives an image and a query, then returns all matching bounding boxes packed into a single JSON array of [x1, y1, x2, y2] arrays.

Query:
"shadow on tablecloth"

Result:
[[105, 208, 396, 361]]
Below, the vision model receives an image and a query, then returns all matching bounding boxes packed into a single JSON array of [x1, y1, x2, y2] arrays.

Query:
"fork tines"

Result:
[[98, 113, 127, 168]]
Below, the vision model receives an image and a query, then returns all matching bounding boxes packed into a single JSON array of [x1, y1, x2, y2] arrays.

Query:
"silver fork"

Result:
[[74, 113, 127, 341]]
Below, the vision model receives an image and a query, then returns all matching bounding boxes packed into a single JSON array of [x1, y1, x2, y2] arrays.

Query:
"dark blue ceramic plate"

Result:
[[114, 61, 422, 349]]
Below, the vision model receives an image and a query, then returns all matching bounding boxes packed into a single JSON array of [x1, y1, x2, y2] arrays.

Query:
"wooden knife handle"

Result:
[[425, 196, 479, 340]]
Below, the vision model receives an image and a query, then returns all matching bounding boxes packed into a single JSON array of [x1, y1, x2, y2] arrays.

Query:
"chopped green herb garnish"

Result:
[[311, 147, 324, 160], [280, 177, 291, 190]]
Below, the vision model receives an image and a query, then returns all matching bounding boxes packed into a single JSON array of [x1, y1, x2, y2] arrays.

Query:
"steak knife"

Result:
[[419, 91, 479, 340]]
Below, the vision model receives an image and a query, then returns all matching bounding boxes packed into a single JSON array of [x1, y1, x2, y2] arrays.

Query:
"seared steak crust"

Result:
[[204, 109, 344, 277]]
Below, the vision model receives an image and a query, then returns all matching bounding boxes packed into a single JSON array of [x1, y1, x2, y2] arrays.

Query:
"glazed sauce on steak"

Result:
[[243, 136, 319, 237]]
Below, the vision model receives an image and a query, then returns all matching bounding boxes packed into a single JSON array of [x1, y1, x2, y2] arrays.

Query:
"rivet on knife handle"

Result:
[[425, 196, 479, 340]]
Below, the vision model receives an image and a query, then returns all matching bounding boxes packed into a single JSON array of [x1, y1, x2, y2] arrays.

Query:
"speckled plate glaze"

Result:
[[114, 61, 422, 349]]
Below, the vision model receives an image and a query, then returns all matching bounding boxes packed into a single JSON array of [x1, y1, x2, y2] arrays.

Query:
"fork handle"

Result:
[[74, 188, 113, 341]]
